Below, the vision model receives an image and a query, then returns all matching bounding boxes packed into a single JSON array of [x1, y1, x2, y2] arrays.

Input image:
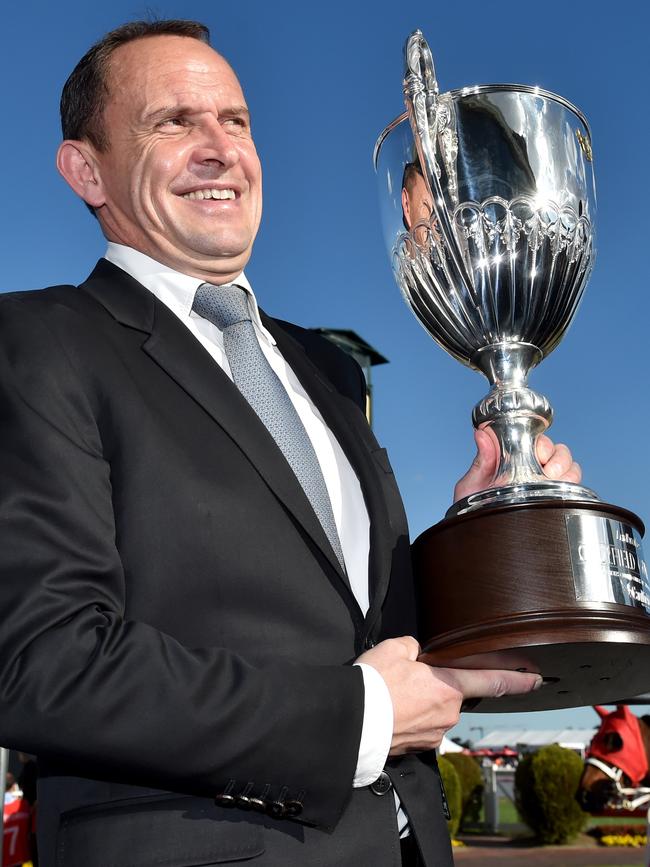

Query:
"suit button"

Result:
[[370, 771, 392, 796], [364, 637, 376, 650], [266, 785, 289, 818], [215, 780, 237, 807], [283, 790, 305, 818], [249, 783, 271, 813], [236, 782, 255, 810]]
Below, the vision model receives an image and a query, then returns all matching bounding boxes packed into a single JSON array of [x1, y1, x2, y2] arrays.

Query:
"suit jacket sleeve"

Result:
[[0, 293, 365, 830]]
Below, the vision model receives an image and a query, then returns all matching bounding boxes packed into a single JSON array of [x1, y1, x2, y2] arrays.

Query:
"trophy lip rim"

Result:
[[372, 83, 591, 169]]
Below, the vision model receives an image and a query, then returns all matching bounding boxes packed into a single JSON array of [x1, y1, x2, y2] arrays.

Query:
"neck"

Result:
[[101, 231, 250, 285]]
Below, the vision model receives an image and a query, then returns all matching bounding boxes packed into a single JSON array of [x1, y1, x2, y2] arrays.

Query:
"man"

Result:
[[401, 160, 440, 251], [0, 20, 580, 867]]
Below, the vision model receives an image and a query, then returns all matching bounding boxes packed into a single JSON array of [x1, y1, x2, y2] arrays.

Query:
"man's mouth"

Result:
[[181, 188, 236, 201]]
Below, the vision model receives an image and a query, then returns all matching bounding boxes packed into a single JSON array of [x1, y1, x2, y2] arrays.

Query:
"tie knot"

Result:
[[193, 283, 251, 330]]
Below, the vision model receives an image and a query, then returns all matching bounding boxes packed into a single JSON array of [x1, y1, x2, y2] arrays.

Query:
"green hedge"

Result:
[[438, 756, 462, 839], [444, 753, 484, 829], [514, 744, 587, 844]]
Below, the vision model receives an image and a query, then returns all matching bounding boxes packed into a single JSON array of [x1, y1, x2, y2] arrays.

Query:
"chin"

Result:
[[182, 233, 252, 260], [168, 249, 250, 279]]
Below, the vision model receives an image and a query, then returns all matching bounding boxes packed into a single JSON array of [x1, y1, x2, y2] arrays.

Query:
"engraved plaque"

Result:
[[568, 514, 650, 613]]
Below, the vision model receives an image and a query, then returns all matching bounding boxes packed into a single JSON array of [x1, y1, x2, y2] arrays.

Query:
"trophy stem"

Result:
[[448, 341, 599, 516], [481, 411, 549, 488], [471, 341, 551, 488]]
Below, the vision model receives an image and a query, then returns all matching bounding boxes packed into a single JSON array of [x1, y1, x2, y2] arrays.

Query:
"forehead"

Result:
[[106, 35, 246, 117], [409, 172, 428, 192]]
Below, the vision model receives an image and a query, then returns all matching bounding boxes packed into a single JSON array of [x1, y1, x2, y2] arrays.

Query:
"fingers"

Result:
[[537, 437, 582, 484], [437, 667, 542, 701], [362, 641, 545, 756], [397, 635, 421, 661], [357, 639, 459, 755], [454, 429, 583, 502], [540, 441, 572, 478], [453, 428, 498, 502], [563, 461, 582, 483], [536, 433, 554, 464], [386, 666, 542, 756], [356, 635, 421, 668]]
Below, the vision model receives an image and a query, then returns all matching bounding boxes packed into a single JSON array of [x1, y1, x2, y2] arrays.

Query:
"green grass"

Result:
[[587, 816, 647, 827], [498, 796, 646, 829], [463, 796, 647, 835]]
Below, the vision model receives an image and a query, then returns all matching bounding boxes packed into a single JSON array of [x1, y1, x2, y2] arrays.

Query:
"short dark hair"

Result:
[[60, 19, 210, 151], [402, 160, 423, 193]]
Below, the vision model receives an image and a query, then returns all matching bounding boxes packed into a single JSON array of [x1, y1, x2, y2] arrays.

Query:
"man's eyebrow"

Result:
[[141, 105, 186, 124], [142, 105, 250, 124], [218, 106, 251, 121]]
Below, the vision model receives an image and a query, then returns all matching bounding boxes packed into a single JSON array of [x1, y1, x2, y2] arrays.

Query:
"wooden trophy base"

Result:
[[412, 499, 649, 712]]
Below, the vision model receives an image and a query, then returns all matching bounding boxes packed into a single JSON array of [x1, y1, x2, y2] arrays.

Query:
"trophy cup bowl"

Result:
[[374, 31, 649, 711]]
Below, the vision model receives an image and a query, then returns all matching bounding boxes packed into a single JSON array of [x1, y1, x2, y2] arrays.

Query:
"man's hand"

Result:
[[453, 429, 582, 504], [356, 636, 541, 754]]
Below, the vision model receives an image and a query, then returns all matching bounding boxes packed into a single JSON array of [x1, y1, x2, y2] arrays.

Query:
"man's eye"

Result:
[[223, 117, 248, 132], [159, 118, 185, 128]]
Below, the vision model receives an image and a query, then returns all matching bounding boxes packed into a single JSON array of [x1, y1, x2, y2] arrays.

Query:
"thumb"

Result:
[[453, 429, 499, 503]]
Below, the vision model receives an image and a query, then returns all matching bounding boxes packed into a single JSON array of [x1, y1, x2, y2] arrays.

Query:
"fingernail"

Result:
[[532, 676, 543, 690]]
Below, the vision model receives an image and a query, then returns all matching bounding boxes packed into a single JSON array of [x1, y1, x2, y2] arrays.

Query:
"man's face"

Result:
[[88, 35, 262, 281], [402, 171, 434, 241]]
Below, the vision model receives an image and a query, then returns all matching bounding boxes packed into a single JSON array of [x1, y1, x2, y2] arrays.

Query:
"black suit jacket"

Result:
[[0, 259, 452, 867]]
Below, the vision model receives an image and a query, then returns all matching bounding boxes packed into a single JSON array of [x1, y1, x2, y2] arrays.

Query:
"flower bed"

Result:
[[589, 824, 647, 847]]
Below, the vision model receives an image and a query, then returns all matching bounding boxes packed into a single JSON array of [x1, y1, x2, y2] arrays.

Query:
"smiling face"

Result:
[[75, 35, 262, 283]]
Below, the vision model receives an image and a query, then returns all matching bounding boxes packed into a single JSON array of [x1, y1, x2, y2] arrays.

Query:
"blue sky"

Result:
[[2, 0, 649, 742]]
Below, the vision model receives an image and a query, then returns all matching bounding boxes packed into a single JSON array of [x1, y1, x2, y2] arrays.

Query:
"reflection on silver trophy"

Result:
[[375, 30, 597, 514]]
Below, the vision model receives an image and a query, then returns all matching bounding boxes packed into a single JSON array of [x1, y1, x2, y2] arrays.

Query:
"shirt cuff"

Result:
[[351, 662, 394, 787]]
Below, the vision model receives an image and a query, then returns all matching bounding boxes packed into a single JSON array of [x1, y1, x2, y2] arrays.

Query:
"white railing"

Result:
[[482, 765, 516, 834]]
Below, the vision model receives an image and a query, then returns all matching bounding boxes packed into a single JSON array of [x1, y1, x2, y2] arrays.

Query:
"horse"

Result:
[[577, 705, 650, 813], [577, 705, 650, 867]]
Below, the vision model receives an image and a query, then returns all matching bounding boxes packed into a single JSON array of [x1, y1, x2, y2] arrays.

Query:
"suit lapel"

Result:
[[79, 260, 351, 588]]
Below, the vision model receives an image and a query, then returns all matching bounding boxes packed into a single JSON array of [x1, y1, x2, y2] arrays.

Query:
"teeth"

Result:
[[182, 188, 236, 200]]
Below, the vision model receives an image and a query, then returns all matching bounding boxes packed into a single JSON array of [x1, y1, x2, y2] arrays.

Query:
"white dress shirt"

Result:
[[103, 244, 404, 826]]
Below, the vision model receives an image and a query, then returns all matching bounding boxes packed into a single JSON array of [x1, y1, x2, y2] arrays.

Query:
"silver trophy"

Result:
[[374, 31, 649, 712]]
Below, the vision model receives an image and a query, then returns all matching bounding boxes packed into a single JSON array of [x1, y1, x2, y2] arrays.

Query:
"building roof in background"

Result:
[[473, 728, 598, 751], [311, 329, 389, 366], [439, 735, 464, 754]]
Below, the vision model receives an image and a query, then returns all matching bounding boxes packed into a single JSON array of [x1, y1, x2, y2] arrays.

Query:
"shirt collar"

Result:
[[103, 242, 276, 345]]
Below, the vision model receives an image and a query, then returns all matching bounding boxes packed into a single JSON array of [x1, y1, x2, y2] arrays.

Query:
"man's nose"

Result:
[[190, 117, 239, 170]]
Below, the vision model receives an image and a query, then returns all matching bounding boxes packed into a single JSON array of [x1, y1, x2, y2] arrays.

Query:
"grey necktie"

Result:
[[193, 282, 346, 572]]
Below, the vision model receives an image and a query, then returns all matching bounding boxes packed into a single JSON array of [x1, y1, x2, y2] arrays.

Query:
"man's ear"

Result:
[[56, 140, 106, 209], [401, 187, 410, 227]]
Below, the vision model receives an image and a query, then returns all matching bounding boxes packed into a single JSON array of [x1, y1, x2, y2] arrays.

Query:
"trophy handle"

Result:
[[402, 32, 475, 299], [403, 29, 439, 104]]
